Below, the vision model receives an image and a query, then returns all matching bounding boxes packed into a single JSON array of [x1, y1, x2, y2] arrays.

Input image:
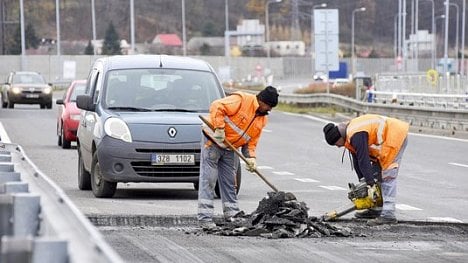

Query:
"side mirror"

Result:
[[76, 95, 95, 111], [56, 99, 64, 105]]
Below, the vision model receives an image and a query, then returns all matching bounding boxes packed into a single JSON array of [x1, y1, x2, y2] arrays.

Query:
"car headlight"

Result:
[[42, 87, 52, 94], [11, 87, 21, 94], [70, 114, 81, 121], [103, 117, 132, 143]]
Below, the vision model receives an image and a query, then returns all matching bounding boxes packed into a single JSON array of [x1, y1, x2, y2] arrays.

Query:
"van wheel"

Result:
[[214, 162, 242, 198], [77, 149, 91, 190], [91, 152, 117, 197]]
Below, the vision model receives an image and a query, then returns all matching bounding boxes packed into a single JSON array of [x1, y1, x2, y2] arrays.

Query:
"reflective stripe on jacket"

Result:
[[208, 92, 267, 157], [344, 114, 409, 170]]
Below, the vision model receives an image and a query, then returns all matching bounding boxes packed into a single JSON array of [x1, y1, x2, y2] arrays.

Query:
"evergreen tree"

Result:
[[7, 25, 22, 55], [84, 40, 94, 55], [25, 23, 39, 49], [102, 22, 121, 55], [6, 23, 40, 54]]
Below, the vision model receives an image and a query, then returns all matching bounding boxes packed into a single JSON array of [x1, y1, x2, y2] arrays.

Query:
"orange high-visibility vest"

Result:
[[208, 92, 267, 157], [344, 114, 409, 170]]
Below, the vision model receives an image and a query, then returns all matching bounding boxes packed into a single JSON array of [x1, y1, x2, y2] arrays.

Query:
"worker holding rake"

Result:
[[323, 114, 409, 226], [198, 86, 279, 229]]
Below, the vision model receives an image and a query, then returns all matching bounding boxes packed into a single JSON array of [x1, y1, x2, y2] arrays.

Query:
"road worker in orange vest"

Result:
[[198, 86, 279, 229], [323, 114, 409, 226]]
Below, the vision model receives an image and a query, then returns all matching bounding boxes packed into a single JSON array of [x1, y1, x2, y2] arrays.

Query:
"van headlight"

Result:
[[103, 117, 132, 143]]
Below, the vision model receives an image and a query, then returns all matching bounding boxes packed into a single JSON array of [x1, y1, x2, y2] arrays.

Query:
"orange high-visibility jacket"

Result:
[[344, 114, 409, 170], [208, 92, 267, 157]]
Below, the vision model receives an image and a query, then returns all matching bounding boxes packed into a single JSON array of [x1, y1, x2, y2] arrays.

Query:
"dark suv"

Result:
[[1, 71, 53, 109], [76, 55, 241, 198]]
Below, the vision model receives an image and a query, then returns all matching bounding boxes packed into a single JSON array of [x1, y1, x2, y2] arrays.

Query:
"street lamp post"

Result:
[[130, 0, 135, 54], [310, 3, 327, 74], [265, 0, 282, 58], [181, 0, 186, 56], [351, 7, 366, 78], [225, 0, 229, 57], [449, 2, 460, 73], [443, 0, 450, 76], [434, 15, 446, 62], [461, 0, 466, 76], [20, 0, 25, 70], [91, 0, 96, 55]]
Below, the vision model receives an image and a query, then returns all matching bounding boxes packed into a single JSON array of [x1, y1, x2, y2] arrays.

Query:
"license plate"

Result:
[[151, 153, 195, 165], [26, 94, 39, 98]]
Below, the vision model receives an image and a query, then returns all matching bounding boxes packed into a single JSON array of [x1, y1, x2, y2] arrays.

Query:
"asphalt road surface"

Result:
[[1, 95, 467, 262]]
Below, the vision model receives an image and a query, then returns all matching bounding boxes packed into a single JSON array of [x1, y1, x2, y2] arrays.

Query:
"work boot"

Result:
[[367, 216, 398, 226], [354, 209, 381, 219]]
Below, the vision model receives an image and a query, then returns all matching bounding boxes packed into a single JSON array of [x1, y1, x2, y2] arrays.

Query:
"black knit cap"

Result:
[[323, 123, 342, 145], [257, 86, 279, 107]]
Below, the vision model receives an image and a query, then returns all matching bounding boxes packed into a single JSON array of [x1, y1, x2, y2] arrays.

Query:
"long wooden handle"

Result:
[[199, 115, 279, 192]]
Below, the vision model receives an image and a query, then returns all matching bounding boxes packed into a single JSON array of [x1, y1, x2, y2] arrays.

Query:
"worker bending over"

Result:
[[198, 86, 279, 229], [323, 114, 409, 226]]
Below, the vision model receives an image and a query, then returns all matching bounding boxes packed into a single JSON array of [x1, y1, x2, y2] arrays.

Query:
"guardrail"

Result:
[[367, 91, 468, 110], [279, 93, 468, 132], [0, 143, 123, 263]]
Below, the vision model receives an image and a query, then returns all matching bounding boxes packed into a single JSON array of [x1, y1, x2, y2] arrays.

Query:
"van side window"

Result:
[[93, 72, 102, 104]]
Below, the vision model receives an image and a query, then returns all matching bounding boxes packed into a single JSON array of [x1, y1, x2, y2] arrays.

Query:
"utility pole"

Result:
[[0, 0, 4, 55]]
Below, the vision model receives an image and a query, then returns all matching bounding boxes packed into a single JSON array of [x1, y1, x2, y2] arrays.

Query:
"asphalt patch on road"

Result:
[[195, 191, 354, 239]]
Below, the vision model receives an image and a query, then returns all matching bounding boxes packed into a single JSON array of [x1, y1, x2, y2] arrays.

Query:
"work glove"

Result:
[[246, 157, 257, 172], [367, 184, 379, 201], [213, 128, 225, 145]]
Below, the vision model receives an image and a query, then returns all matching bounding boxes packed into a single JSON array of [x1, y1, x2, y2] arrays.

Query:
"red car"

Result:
[[56, 80, 86, 148]]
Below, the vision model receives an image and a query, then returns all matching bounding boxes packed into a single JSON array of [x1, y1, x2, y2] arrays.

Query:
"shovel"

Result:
[[199, 115, 279, 192]]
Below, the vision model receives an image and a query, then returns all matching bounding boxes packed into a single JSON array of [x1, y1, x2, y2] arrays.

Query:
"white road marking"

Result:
[[294, 178, 319, 183], [257, 166, 273, 170], [319, 185, 347, 191], [427, 217, 463, 223], [410, 133, 468, 143], [262, 129, 272, 133], [0, 122, 11, 143], [448, 162, 468, 168], [273, 171, 295, 176], [396, 204, 423, 211]]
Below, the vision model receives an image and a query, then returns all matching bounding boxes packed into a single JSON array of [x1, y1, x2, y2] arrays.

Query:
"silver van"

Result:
[[76, 55, 241, 198]]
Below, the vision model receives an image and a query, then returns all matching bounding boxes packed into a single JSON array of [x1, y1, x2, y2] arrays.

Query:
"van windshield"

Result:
[[104, 69, 223, 112]]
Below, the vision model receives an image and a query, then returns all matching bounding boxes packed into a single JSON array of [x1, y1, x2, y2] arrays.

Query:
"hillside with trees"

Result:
[[0, 0, 462, 57]]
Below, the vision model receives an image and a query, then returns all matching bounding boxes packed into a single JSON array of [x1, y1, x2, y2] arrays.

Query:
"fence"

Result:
[[1, 55, 467, 95]]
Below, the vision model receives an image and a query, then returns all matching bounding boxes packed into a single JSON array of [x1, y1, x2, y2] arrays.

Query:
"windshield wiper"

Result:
[[107, 106, 152, 111], [149, 108, 198, 112]]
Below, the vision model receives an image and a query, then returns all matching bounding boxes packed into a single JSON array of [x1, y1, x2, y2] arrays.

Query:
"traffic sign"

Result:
[[314, 9, 339, 72]]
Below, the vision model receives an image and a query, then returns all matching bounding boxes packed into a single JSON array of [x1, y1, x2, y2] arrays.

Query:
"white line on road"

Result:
[[256, 166, 274, 170], [273, 171, 295, 176], [396, 204, 423, 211], [448, 162, 468, 168], [0, 122, 11, 143], [294, 178, 319, 183], [319, 185, 347, 191], [427, 217, 463, 223], [262, 129, 272, 133]]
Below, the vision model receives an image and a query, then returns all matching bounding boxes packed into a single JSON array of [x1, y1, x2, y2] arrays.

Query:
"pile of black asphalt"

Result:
[[200, 191, 353, 239]]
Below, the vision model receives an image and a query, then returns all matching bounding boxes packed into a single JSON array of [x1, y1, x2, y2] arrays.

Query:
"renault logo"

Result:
[[168, 127, 177, 138]]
